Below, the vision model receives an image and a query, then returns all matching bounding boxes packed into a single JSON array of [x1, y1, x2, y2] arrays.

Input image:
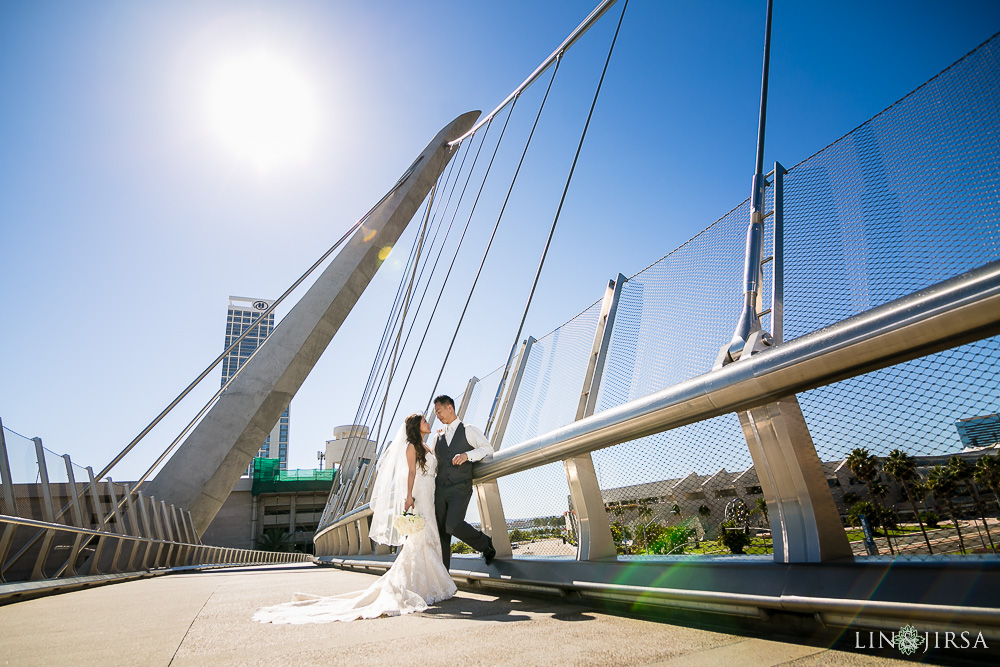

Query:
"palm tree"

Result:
[[883, 449, 933, 554], [974, 454, 1000, 509], [843, 491, 862, 507], [846, 447, 894, 554], [949, 456, 994, 551], [926, 465, 967, 553]]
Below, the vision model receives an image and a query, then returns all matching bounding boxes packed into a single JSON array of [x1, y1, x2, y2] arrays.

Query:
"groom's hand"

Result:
[[452, 453, 469, 465]]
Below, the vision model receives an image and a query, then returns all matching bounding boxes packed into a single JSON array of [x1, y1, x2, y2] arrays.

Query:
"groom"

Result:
[[433, 395, 497, 569]]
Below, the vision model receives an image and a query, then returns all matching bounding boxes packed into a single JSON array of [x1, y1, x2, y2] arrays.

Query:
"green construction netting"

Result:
[[251, 457, 336, 496]]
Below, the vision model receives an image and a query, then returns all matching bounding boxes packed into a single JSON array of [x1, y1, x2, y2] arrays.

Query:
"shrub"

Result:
[[847, 501, 879, 529], [919, 511, 940, 528], [719, 520, 753, 554], [649, 524, 693, 555], [451, 541, 472, 554], [509, 528, 528, 542]]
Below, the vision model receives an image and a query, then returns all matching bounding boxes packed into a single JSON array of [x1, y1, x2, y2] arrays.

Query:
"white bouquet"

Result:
[[393, 511, 425, 536]]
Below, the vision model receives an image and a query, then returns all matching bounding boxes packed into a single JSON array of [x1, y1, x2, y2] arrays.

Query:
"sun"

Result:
[[205, 51, 320, 171]]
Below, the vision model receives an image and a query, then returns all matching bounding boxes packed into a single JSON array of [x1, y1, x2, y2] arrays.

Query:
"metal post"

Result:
[[721, 0, 775, 364], [159, 500, 176, 565], [30, 437, 56, 580], [0, 421, 17, 572], [456, 377, 479, 421], [489, 337, 535, 449], [357, 516, 373, 555], [32, 438, 56, 522], [565, 275, 624, 561], [0, 418, 16, 515], [58, 455, 85, 576], [104, 480, 127, 573], [123, 486, 142, 571], [137, 492, 158, 569], [474, 339, 534, 561], [771, 161, 786, 345], [84, 467, 110, 574]]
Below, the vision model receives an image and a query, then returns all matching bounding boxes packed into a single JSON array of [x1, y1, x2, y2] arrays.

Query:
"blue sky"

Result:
[[2, 0, 999, 480]]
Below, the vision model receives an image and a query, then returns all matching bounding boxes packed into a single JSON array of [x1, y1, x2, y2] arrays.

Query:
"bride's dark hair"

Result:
[[404, 413, 427, 472]]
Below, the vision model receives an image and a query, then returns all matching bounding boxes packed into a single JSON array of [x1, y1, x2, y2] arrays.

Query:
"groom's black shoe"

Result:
[[483, 539, 497, 566]]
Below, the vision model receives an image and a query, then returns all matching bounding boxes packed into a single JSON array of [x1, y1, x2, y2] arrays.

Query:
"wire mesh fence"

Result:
[[447, 32, 1000, 559]]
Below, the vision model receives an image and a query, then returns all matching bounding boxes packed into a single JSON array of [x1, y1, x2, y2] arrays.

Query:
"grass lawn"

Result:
[[843, 525, 927, 542]]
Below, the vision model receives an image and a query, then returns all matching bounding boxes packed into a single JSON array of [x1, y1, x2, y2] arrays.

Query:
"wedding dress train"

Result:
[[253, 449, 456, 624]]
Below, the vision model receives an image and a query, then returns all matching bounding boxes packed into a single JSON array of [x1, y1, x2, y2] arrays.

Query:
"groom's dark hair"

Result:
[[433, 395, 455, 409]]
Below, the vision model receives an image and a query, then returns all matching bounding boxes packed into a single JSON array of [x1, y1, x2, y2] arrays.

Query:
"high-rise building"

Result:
[[223, 296, 289, 474]]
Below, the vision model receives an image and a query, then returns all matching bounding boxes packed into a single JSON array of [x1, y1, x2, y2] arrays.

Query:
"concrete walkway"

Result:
[[0, 564, 912, 666]]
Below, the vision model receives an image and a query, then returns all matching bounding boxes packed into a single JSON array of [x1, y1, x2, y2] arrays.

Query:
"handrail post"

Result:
[[455, 377, 479, 421], [565, 275, 624, 561], [104, 480, 127, 573], [474, 338, 534, 561], [30, 437, 56, 580], [0, 419, 16, 515], [58, 455, 85, 576]]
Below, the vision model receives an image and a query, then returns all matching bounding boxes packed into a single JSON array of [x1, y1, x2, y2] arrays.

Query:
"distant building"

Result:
[[956, 413, 1000, 450], [325, 424, 378, 475], [223, 296, 289, 474]]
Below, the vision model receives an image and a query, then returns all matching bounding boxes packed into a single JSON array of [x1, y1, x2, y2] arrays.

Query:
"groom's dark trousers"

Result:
[[434, 423, 491, 570]]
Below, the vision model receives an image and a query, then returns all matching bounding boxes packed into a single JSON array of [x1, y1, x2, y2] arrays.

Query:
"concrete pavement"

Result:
[[0, 564, 914, 666]]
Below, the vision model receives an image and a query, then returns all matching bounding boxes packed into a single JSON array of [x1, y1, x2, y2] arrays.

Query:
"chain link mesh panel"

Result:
[[493, 302, 603, 556], [588, 190, 776, 557]]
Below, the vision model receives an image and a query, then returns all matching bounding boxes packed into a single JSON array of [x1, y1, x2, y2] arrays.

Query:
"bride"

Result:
[[254, 413, 457, 624]]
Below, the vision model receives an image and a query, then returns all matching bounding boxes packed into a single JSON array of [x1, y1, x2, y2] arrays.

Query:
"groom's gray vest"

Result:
[[435, 423, 475, 490]]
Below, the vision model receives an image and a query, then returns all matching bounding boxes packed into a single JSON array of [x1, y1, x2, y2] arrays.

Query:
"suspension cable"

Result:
[[331, 126, 504, 517], [374, 174, 440, 444], [485, 0, 629, 436], [425, 57, 563, 414], [330, 144, 471, 516]]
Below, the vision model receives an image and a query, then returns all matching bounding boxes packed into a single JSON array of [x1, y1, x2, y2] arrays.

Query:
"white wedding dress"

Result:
[[253, 448, 456, 624]]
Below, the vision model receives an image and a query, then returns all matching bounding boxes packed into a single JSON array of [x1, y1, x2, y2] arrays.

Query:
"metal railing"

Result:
[[0, 422, 309, 588]]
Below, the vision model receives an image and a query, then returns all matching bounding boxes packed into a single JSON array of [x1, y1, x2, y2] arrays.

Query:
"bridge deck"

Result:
[[0, 563, 916, 666]]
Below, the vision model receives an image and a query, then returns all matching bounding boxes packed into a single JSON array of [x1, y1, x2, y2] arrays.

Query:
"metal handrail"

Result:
[[0, 513, 311, 561], [471, 259, 1000, 482]]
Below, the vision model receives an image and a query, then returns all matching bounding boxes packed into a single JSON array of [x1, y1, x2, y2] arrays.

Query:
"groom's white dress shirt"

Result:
[[440, 419, 494, 462]]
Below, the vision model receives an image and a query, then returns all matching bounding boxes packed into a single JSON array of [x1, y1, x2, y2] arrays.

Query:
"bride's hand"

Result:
[[404, 497, 414, 512]]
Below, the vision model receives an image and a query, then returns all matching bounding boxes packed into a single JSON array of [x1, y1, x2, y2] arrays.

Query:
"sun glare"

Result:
[[205, 51, 320, 171]]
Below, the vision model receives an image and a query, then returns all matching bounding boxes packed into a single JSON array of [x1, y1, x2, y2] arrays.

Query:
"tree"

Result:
[[755, 498, 769, 526], [949, 456, 994, 552], [883, 449, 934, 554], [719, 521, 753, 554], [843, 491, 863, 507], [846, 447, 894, 554], [926, 465, 967, 553], [974, 454, 1000, 510]]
